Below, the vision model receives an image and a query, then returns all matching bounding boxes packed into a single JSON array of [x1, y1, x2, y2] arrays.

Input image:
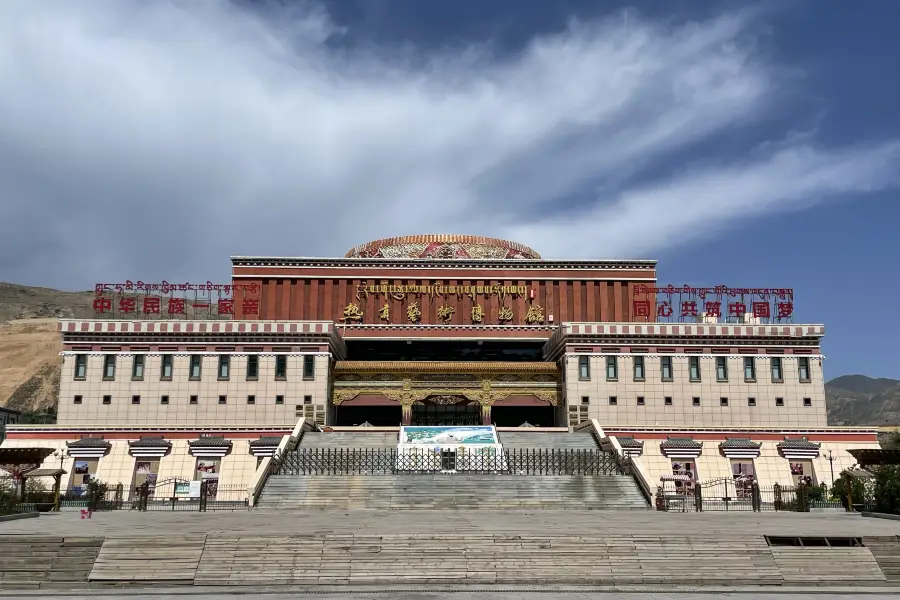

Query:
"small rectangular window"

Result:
[[103, 355, 116, 380], [581, 396, 590, 405], [161, 355, 173, 380], [189, 395, 198, 405], [246, 354, 259, 380], [74, 354, 87, 379], [633, 356, 645, 381], [275, 395, 284, 405], [578, 355, 590, 380], [303, 355, 315, 380], [295, 405, 303, 416], [189, 355, 202, 380], [689, 357, 701, 382], [636, 396, 645, 406], [102, 395, 111, 405], [132, 354, 145, 380], [798, 357, 811, 382], [218, 355, 230, 380], [748, 397, 757, 407], [692, 396, 701, 406], [660, 356, 673, 381], [608, 396, 618, 406], [275, 355, 287, 379], [247, 395, 256, 405], [218, 395, 227, 405], [73, 395, 83, 404], [803, 397, 812, 407], [664, 396, 673, 406], [744, 357, 756, 382], [131, 395, 141, 405], [304, 395, 313, 405], [771, 357, 783, 382], [776, 397, 784, 407], [160, 395, 169, 405], [605, 356, 618, 380], [715, 357, 728, 382], [720, 397, 729, 407]]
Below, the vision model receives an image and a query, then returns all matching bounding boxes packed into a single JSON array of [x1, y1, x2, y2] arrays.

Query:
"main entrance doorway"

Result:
[[411, 396, 481, 426]]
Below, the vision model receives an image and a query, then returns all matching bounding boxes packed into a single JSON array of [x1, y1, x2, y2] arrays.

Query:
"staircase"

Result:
[[300, 431, 398, 448], [499, 430, 598, 449], [258, 474, 648, 510]]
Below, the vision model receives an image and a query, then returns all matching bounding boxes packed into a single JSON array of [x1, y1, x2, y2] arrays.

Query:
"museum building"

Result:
[[0, 235, 879, 497]]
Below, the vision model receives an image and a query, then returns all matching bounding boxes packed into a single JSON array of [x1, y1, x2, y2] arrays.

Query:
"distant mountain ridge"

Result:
[[826, 375, 900, 426]]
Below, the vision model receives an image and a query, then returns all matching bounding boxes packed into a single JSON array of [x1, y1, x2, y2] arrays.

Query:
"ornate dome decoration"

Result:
[[345, 235, 541, 260]]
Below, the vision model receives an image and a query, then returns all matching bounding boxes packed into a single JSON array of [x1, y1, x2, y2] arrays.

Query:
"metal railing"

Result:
[[272, 447, 627, 476], [59, 479, 248, 511], [658, 478, 829, 512]]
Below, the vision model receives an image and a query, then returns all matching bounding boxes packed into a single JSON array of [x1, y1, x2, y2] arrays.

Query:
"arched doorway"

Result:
[[411, 395, 481, 426], [335, 395, 402, 426], [490, 395, 556, 427]]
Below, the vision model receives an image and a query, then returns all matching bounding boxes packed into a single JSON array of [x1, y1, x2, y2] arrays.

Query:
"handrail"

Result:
[[248, 418, 316, 507], [588, 419, 655, 507]]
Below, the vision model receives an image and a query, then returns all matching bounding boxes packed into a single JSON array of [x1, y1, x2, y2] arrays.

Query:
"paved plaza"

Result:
[[2, 509, 897, 537]]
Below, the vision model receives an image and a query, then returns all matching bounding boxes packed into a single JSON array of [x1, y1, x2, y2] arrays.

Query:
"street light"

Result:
[[823, 450, 835, 486]]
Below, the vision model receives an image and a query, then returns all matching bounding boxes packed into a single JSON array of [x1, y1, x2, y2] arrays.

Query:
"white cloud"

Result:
[[0, 0, 896, 288]]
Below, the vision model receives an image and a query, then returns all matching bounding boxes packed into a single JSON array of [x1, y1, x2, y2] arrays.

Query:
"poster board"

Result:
[[397, 426, 506, 472]]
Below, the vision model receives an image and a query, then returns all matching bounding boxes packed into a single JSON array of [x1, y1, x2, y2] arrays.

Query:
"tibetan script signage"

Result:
[[634, 285, 794, 324], [92, 281, 259, 320], [357, 282, 527, 301]]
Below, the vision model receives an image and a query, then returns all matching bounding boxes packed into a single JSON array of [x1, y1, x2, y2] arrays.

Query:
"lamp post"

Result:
[[52, 450, 65, 512], [823, 450, 835, 486]]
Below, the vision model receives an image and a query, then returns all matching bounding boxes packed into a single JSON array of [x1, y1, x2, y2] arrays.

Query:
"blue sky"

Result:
[[0, 0, 898, 379]]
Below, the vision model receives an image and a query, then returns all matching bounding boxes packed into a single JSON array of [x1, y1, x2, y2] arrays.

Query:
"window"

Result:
[[246, 354, 259, 380], [748, 397, 756, 407], [715, 357, 728, 382], [73, 395, 83, 404], [744, 357, 756, 382], [189, 395, 198, 405], [581, 396, 590, 405], [689, 357, 701, 382], [303, 355, 315, 380], [247, 395, 256, 405], [671, 460, 697, 495], [161, 355, 173, 380], [304, 395, 313, 405], [218, 355, 230, 380], [275, 395, 285, 405], [720, 397, 729, 407], [803, 397, 812, 407], [770, 357, 783, 382], [295, 405, 303, 417], [732, 461, 756, 498], [633, 356, 645, 381], [798, 357, 811, 382], [609, 396, 618, 406], [578, 355, 590, 380], [275, 355, 287, 379], [660, 356, 673, 381], [160, 395, 169, 405], [692, 396, 701, 406], [218, 395, 227, 405], [103, 355, 116, 380], [74, 355, 87, 379], [664, 396, 673, 406], [775, 397, 784, 407], [605, 356, 618, 380], [637, 396, 645, 406], [189, 355, 202, 380], [132, 354, 145, 380], [102, 395, 111, 405], [131, 395, 141, 405]]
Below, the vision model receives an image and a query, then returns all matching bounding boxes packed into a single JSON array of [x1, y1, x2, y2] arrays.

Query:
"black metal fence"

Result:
[[272, 448, 628, 476], [658, 478, 835, 512], [58, 479, 247, 512]]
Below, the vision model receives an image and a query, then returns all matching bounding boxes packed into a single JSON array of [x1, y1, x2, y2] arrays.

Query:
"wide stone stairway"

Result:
[[301, 431, 398, 448], [499, 430, 598, 449]]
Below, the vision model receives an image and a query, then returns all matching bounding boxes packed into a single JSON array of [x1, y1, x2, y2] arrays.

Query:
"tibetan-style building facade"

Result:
[[1, 235, 878, 498]]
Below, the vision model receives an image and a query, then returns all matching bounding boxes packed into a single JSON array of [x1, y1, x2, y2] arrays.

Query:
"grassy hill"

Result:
[[826, 375, 900, 426]]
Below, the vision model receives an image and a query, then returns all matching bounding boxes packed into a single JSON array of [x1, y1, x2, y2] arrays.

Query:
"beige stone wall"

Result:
[[58, 353, 330, 427], [565, 354, 826, 427], [0, 437, 260, 493], [634, 439, 879, 490]]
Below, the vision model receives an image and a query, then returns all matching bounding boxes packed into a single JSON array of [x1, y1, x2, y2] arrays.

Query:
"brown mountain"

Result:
[[826, 375, 900, 426]]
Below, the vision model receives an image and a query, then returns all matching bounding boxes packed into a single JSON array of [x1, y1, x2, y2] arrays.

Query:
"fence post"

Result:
[[773, 483, 782, 511], [199, 480, 208, 512], [694, 482, 703, 512], [115, 483, 123, 510], [798, 481, 809, 512], [751, 482, 761, 512]]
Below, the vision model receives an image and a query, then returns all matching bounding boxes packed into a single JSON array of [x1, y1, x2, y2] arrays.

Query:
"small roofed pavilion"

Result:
[[848, 448, 900, 467], [0, 447, 58, 503]]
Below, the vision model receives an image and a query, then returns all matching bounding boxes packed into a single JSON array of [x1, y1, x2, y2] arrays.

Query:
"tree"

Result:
[[875, 465, 900, 515]]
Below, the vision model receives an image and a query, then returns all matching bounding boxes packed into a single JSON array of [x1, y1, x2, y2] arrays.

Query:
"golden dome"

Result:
[[345, 235, 541, 260]]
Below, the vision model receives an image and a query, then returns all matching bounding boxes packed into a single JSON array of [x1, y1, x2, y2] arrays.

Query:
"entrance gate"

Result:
[[411, 396, 480, 426]]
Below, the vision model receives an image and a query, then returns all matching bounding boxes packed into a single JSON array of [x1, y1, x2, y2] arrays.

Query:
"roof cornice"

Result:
[[230, 256, 658, 270]]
